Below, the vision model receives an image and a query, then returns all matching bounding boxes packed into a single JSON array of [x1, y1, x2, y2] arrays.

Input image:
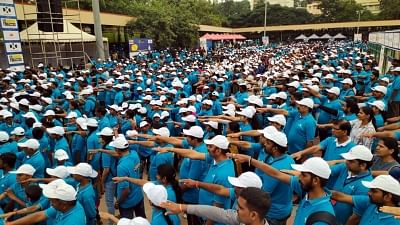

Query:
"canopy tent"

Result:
[[308, 34, 320, 39], [200, 33, 246, 41], [333, 33, 347, 39], [20, 20, 108, 43], [320, 34, 332, 39], [295, 34, 307, 40]]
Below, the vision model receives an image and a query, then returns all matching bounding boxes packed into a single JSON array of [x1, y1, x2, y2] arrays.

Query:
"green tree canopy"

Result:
[[317, 0, 375, 22], [379, 0, 400, 20]]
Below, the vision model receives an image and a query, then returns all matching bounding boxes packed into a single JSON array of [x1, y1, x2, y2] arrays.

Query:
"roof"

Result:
[[200, 33, 246, 40], [20, 20, 108, 43]]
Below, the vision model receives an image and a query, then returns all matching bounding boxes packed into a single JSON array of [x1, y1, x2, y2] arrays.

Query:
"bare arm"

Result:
[[181, 179, 229, 197], [229, 140, 252, 149], [7, 211, 47, 225], [112, 176, 148, 187], [345, 214, 361, 225], [155, 147, 206, 160], [291, 144, 322, 161], [128, 140, 156, 148], [331, 190, 353, 205], [258, 108, 289, 116], [154, 136, 184, 147], [230, 153, 291, 184]]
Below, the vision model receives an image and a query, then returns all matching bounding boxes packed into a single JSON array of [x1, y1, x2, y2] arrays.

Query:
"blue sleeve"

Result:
[[305, 118, 317, 142], [248, 143, 263, 155], [393, 77, 400, 90], [117, 166, 129, 189], [44, 207, 57, 219], [352, 195, 370, 216], [81, 193, 97, 218], [319, 138, 330, 151], [290, 176, 304, 197], [102, 152, 111, 168], [395, 131, 400, 141], [188, 159, 206, 180], [330, 163, 345, 179], [213, 172, 231, 206]]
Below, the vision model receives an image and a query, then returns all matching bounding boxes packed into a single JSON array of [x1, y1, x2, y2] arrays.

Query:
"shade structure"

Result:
[[200, 33, 246, 41], [308, 34, 320, 39], [295, 34, 307, 40], [320, 33, 332, 39], [20, 20, 108, 43], [333, 33, 347, 39]]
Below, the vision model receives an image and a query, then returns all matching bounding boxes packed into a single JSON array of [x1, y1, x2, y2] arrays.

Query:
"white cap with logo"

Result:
[[341, 145, 373, 161], [291, 157, 331, 179], [362, 175, 400, 196], [228, 172, 262, 188], [204, 135, 229, 150]]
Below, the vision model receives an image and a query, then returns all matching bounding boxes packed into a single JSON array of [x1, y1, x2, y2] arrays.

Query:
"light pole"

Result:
[[263, 0, 267, 44], [92, 0, 105, 60], [356, 10, 361, 34]]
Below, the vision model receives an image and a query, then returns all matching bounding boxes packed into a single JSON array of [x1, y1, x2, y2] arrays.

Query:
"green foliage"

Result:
[[379, 0, 400, 20], [317, 0, 376, 22], [227, 3, 315, 27]]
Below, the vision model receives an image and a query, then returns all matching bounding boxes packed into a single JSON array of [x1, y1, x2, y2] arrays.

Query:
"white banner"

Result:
[[5, 42, 21, 53], [0, 5, 15, 17]]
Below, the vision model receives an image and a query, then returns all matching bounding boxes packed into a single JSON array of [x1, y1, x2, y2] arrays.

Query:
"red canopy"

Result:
[[200, 33, 246, 41]]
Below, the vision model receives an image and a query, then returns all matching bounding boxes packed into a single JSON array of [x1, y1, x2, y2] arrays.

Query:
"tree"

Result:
[[317, 0, 375, 22], [379, 0, 400, 20]]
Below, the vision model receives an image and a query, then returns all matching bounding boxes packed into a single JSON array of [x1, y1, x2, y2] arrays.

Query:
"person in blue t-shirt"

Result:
[[327, 145, 374, 225], [68, 163, 98, 225], [293, 120, 356, 161], [17, 139, 45, 178], [332, 175, 400, 225], [155, 135, 235, 225], [230, 154, 335, 225]]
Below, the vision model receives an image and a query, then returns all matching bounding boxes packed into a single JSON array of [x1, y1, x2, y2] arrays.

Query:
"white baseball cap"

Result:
[[222, 104, 236, 111], [223, 109, 236, 117], [160, 111, 170, 120], [39, 179, 66, 190], [18, 99, 30, 106], [326, 87, 340, 96], [110, 136, 129, 149], [139, 121, 149, 128], [43, 183, 77, 201], [371, 86, 387, 95], [11, 127, 25, 136], [54, 149, 70, 161], [76, 118, 87, 130], [291, 157, 331, 179], [65, 111, 78, 119], [18, 138, 40, 149], [276, 92, 287, 100], [46, 166, 70, 178], [67, 163, 98, 178], [202, 100, 213, 106], [23, 112, 38, 121], [43, 110, 55, 117], [182, 126, 204, 139], [152, 127, 170, 137], [341, 145, 373, 161], [362, 175, 400, 196], [296, 98, 314, 109], [204, 121, 218, 129], [204, 135, 229, 150], [86, 118, 98, 127], [237, 107, 255, 118], [228, 172, 262, 188], [10, 164, 36, 175], [143, 182, 168, 207], [47, 126, 65, 136], [368, 100, 385, 111], [0, 131, 9, 142], [118, 217, 150, 225], [97, 127, 114, 136], [265, 130, 287, 147], [267, 114, 286, 126], [341, 78, 353, 85], [182, 115, 197, 123]]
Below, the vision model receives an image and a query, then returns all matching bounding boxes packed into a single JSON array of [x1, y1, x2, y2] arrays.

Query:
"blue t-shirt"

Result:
[[290, 176, 335, 225], [287, 111, 317, 154], [353, 195, 400, 225], [320, 137, 356, 161], [262, 154, 294, 220], [116, 151, 143, 208], [198, 154, 235, 210], [76, 183, 97, 221], [101, 144, 117, 183], [44, 203, 87, 225], [149, 151, 174, 181], [328, 164, 372, 224]]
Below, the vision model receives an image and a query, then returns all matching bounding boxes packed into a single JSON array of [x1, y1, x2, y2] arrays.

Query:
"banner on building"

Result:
[[0, 0, 24, 70], [129, 38, 153, 58]]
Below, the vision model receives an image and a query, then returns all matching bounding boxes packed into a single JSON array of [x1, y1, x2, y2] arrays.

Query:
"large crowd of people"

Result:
[[0, 41, 399, 225]]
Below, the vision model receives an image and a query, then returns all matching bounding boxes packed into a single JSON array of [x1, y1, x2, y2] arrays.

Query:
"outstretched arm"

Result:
[[154, 147, 206, 160]]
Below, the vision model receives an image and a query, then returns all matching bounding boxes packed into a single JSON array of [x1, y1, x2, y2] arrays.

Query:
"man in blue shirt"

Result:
[[112, 136, 145, 219], [332, 175, 400, 225], [155, 135, 235, 225], [17, 139, 45, 178], [292, 120, 356, 161], [328, 145, 374, 225], [230, 154, 335, 225]]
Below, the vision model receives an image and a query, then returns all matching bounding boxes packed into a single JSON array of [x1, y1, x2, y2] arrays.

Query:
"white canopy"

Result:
[[320, 34, 332, 39], [20, 20, 108, 43], [295, 34, 307, 40], [308, 34, 320, 39], [333, 33, 347, 39]]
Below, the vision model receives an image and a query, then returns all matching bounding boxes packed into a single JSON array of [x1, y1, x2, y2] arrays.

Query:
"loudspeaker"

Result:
[[37, 0, 63, 32]]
